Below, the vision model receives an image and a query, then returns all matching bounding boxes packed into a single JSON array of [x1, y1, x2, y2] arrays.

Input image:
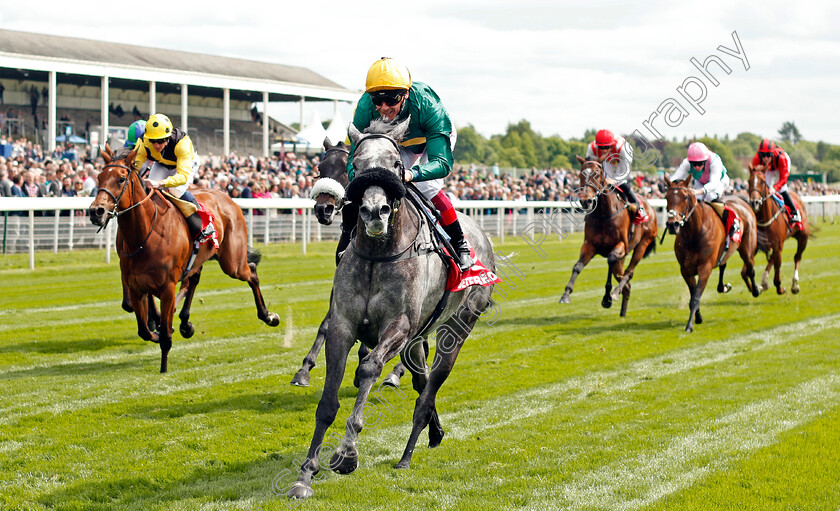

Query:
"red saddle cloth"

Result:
[[445, 247, 503, 292], [724, 206, 742, 243], [195, 200, 219, 249]]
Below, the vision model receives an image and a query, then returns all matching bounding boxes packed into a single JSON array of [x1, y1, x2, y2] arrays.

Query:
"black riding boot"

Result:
[[443, 220, 474, 272], [181, 190, 212, 241], [780, 190, 801, 222], [619, 182, 646, 222], [335, 203, 358, 266]]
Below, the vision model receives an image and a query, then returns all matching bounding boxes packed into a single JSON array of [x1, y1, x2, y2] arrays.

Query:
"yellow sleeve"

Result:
[[132, 142, 149, 171], [160, 137, 195, 188]]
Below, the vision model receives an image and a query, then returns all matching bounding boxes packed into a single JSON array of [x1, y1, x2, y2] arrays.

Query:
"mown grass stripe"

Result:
[[527, 372, 840, 510]]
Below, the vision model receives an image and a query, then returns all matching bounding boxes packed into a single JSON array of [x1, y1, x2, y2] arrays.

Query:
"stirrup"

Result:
[[790, 212, 801, 223], [633, 209, 648, 225]]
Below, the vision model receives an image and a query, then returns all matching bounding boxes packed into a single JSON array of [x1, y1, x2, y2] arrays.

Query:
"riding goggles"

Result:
[[370, 90, 406, 107], [150, 137, 170, 145], [689, 160, 706, 168], [759, 152, 773, 158]]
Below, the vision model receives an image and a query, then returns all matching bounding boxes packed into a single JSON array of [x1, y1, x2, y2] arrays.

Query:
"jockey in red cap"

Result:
[[586, 129, 649, 225], [750, 139, 803, 230]]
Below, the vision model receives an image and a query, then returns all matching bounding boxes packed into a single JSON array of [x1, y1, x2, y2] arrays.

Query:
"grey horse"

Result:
[[287, 118, 496, 500], [290, 137, 406, 389]]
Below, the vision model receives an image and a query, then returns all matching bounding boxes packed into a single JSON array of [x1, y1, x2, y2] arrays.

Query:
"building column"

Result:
[[148, 81, 156, 116], [262, 91, 269, 157], [48, 71, 57, 152], [181, 83, 188, 133], [223, 88, 230, 156], [100, 74, 108, 149]]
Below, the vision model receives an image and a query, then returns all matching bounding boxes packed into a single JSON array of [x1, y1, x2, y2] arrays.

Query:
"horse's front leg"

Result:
[[178, 268, 202, 338], [130, 288, 157, 343], [560, 242, 596, 303], [791, 231, 808, 294], [291, 311, 329, 387], [772, 245, 785, 294], [680, 263, 707, 333], [602, 244, 626, 309], [333, 315, 410, 475], [157, 281, 177, 373], [288, 314, 354, 500]]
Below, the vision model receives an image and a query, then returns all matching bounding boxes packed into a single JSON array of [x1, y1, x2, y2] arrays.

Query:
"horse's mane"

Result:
[[112, 146, 134, 162], [365, 118, 398, 135], [584, 156, 600, 163]]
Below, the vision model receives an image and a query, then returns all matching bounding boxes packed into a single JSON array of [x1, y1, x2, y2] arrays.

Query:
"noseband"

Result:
[[95, 162, 159, 257]]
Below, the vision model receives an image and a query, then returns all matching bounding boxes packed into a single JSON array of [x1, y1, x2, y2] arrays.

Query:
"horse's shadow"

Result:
[[0, 358, 147, 381], [0, 336, 135, 355], [126, 390, 321, 419], [38, 453, 318, 510]]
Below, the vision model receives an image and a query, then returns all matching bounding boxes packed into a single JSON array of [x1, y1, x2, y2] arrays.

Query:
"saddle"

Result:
[[160, 190, 219, 280]]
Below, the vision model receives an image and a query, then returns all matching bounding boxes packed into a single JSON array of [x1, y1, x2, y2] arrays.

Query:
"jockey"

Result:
[[585, 129, 649, 225], [750, 139, 803, 229], [134, 113, 214, 243], [342, 57, 473, 271], [671, 142, 741, 243], [124, 120, 146, 149]]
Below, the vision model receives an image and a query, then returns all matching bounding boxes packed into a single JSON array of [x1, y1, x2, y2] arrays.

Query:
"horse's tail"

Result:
[[643, 239, 656, 258], [755, 230, 769, 254], [247, 248, 262, 266]]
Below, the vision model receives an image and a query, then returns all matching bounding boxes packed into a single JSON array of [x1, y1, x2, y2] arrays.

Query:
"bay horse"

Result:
[[287, 118, 496, 500], [290, 137, 406, 388], [747, 168, 809, 294], [664, 175, 760, 333], [89, 145, 280, 373], [559, 156, 658, 317]]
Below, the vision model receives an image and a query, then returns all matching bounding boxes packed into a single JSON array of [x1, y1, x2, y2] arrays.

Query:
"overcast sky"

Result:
[[2, 0, 839, 145]]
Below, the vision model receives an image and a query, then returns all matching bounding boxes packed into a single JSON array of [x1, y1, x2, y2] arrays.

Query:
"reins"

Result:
[[750, 176, 785, 228], [97, 162, 162, 257]]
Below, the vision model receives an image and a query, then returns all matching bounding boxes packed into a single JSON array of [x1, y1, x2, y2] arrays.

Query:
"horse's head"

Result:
[[664, 175, 696, 235], [310, 138, 350, 225], [748, 168, 769, 212], [88, 144, 140, 226], [346, 118, 410, 239], [574, 155, 607, 212]]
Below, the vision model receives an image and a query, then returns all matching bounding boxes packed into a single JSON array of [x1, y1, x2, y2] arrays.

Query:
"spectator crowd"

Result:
[[2, 136, 839, 204]]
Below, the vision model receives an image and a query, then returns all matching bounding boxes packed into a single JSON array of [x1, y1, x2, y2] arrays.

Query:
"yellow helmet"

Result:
[[145, 113, 173, 140], [365, 58, 412, 93]]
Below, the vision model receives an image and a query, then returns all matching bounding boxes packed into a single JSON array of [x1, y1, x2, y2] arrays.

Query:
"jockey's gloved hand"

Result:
[[145, 179, 161, 189]]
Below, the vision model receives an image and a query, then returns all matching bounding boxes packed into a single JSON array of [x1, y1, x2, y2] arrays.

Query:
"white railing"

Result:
[[2, 195, 839, 269]]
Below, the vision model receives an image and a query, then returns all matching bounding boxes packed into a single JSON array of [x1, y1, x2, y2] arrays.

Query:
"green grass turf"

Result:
[[1, 221, 839, 510]]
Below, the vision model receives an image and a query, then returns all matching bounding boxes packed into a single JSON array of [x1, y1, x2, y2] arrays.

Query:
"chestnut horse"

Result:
[[559, 156, 658, 317], [664, 175, 760, 333], [89, 145, 280, 372], [747, 168, 809, 294]]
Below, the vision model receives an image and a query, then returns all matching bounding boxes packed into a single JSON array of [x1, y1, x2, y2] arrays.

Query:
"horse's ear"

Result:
[[664, 175, 672, 187], [684, 174, 693, 187], [323, 137, 333, 151], [348, 123, 362, 145], [127, 147, 138, 166], [575, 155, 585, 165], [100, 143, 113, 164], [391, 115, 411, 142]]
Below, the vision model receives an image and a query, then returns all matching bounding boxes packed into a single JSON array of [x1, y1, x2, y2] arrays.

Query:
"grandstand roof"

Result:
[[0, 28, 359, 103]]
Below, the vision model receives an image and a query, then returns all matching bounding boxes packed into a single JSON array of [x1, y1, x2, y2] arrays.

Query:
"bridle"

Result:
[[666, 185, 698, 227], [353, 133, 407, 181], [749, 171, 784, 227], [95, 162, 160, 257]]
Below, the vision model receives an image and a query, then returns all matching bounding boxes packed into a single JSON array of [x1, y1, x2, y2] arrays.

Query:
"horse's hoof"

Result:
[[382, 373, 401, 388], [429, 428, 445, 448], [685, 325, 694, 333], [394, 459, 411, 470], [180, 322, 195, 338], [601, 296, 613, 309], [266, 312, 280, 327], [559, 295, 571, 304], [290, 370, 310, 387], [287, 482, 314, 500], [331, 450, 358, 474], [792, 285, 800, 294], [719, 283, 732, 294], [777, 287, 786, 295], [695, 311, 703, 324]]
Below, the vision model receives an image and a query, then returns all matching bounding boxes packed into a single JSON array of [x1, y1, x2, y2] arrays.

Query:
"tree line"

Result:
[[452, 120, 840, 182]]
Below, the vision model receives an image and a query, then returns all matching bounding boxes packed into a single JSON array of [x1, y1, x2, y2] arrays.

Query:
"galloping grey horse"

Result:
[[287, 118, 496, 500], [290, 137, 406, 388]]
